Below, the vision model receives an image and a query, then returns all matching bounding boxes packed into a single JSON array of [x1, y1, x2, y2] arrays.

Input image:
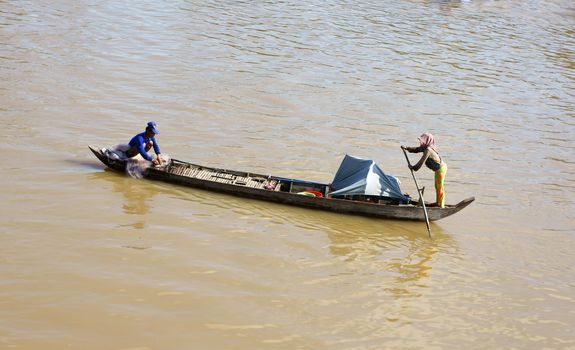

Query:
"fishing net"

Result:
[[105, 144, 171, 179]]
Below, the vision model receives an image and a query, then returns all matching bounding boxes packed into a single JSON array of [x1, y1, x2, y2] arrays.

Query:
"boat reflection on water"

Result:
[[90, 166, 459, 299], [194, 189, 460, 300]]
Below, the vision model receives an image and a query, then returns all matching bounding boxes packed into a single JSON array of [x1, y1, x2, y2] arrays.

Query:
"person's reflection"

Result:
[[91, 170, 160, 229], [234, 202, 457, 297], [120, 181, 152, 216], [325, 216, 457, 299]]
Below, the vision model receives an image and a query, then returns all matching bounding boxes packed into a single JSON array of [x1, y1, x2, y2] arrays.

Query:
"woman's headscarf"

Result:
[[418, 132, 438, 153]]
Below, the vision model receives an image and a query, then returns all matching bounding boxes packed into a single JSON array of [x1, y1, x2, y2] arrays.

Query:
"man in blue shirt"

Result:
[[126, 121, 163, 166]]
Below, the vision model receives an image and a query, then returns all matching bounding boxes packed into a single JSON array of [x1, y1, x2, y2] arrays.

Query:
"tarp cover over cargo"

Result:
[[329, 155, 410, 202]]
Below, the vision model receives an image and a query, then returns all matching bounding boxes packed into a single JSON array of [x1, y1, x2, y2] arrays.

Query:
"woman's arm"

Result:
[[411, 148, 431, 171], [402, 145, 424, 153]]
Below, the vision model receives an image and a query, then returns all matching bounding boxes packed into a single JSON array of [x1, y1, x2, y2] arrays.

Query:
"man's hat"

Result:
[[147, 121, 160, 134]]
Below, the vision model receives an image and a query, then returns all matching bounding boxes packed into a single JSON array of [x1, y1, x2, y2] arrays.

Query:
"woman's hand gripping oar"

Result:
[[401, 146, 432, 239]]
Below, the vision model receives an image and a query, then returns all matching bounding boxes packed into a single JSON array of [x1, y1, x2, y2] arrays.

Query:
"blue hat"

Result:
[[146, 121, 160, 134]]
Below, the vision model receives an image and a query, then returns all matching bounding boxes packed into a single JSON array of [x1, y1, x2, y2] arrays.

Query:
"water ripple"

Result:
[[1, 0, 575, 348]]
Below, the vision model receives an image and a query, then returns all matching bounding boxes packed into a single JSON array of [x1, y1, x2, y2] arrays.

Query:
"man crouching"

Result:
[[126, 121, 163, 166]]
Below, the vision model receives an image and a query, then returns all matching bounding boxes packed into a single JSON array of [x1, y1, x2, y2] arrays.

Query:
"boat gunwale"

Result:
[[89, 146, 474, 221]]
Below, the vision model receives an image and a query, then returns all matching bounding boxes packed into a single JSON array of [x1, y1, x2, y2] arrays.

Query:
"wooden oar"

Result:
[[402, 147, 432, 239]]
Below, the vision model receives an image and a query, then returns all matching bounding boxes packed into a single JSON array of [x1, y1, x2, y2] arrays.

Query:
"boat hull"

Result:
[[89, 146, 474, 221]]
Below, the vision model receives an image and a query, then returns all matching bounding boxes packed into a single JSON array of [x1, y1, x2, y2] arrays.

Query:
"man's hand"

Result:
[[152, 154, 162, 166]]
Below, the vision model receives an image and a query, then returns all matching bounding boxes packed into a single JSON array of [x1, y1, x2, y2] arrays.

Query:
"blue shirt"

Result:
[[129, 132, 161, 161]]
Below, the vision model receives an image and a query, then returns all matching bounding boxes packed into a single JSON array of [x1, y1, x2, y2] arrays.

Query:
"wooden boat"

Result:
[[89, 146, 474, 221]]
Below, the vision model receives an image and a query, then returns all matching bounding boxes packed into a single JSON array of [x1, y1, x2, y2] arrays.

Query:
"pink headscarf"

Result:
[[418, 132, 438, 153]]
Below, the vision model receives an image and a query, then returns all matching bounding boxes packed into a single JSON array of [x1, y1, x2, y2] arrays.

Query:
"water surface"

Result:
[[1, 0, 574, 349]]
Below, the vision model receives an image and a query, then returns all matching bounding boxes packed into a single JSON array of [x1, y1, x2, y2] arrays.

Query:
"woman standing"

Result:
[[402, 133, 447, 208]]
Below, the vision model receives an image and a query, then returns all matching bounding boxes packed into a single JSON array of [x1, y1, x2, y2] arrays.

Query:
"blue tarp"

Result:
[[330, 155, 409, 202]]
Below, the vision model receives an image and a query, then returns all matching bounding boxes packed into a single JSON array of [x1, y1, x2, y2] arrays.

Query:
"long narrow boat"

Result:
[[89, 146, 474, 221]]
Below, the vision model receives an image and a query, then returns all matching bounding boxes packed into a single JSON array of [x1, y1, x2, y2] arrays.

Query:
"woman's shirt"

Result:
[[406, 146, 442, 171]]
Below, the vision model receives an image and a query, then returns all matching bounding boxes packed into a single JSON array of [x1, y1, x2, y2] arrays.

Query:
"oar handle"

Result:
[[401, 147, 432, 238], [401, 147, 412, 167]]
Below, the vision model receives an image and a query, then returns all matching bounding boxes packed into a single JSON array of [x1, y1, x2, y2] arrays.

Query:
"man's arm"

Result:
[[136, 135, 153, 161], [151, 137, 162, 165], [151, 137, 161, 155]]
